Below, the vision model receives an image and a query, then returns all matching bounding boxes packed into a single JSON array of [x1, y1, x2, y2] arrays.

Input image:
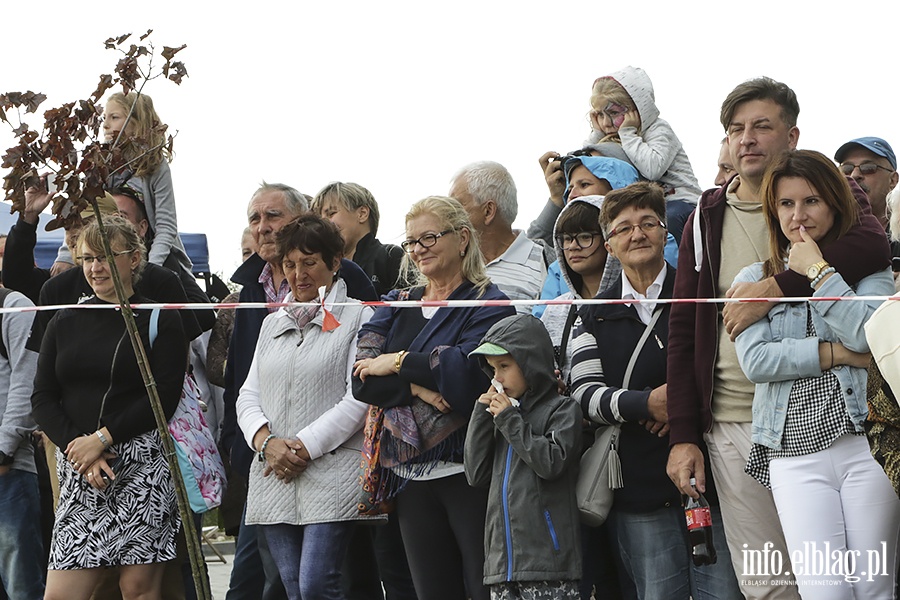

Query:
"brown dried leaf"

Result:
[[115, 56, 140, 94], [2, 92, 23, 107], [1, 145, 25, 169], [165, 62, 189, 85], [139, 29, 153, 41], [91, 74, 115, 101], [23, 91, 47, 114], [161, 44, 187, 61]]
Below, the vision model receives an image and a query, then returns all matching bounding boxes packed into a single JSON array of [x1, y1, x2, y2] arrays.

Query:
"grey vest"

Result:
[[245, 281, 375, 525]]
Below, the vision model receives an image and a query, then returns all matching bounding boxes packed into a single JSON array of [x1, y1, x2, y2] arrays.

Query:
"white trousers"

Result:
[[705, 421, 801, 599], [770, 434, 900, 599]]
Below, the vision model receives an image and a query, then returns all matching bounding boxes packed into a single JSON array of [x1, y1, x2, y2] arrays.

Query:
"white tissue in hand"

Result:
[[490, 378, 520, 408]]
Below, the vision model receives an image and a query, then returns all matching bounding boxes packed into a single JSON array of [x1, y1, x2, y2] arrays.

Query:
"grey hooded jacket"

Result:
[[464, 314, 582, 585]]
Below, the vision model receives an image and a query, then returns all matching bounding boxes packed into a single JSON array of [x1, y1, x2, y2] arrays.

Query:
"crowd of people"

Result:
[[0, 67, 899, 600]]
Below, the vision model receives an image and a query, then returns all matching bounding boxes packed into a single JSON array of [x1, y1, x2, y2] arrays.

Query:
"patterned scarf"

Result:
[[282, 291, 320, 330]]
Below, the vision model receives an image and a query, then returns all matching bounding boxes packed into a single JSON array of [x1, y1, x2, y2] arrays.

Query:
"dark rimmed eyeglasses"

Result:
[[401, 229, 455, 254], [556, 232, 600, 250], [76, 250, 135, 265], [839, 162, 894, 176], [607, 220, 666, 239]]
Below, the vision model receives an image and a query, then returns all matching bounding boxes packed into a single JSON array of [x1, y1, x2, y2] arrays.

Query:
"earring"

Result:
[[460, 251, 465, 257]]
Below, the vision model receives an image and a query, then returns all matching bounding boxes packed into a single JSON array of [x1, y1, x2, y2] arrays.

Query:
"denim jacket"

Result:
[[733, 263, 894, 450]]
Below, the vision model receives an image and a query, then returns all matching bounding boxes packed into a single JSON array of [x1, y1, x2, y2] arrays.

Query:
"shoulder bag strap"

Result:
[[622, 306, 664, 389], [555, 304, 579, 370]]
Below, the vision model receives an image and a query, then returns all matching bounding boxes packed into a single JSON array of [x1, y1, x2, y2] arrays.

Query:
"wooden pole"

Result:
[[90, 201, 211, 599]]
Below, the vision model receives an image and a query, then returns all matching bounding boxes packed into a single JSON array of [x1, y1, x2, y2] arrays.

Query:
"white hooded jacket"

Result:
[[587, 66, 702, 205]]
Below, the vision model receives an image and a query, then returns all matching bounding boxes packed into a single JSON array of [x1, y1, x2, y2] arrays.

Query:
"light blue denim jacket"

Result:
[[733, 263, 894, 450]]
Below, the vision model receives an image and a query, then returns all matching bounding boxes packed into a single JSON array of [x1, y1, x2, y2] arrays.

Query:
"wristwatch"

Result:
[[806, 260, 830, 281], [0, 451, 14, 466]]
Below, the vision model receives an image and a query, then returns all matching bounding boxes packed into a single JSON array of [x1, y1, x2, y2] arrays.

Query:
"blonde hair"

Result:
[[78, 214, 147, 285], [401, 196, 491, 296], [107, 92, 171, 177], [590, 77, 639, 136]]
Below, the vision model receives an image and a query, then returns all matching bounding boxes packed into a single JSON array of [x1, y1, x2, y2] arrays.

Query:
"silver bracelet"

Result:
[[95, 430, 110, 450]]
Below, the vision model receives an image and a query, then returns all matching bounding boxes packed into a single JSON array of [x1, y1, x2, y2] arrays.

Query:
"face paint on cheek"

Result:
[[605, 102, 629, 129]]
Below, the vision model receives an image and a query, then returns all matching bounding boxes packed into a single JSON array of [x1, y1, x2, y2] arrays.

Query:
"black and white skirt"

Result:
[[49, 429, 181, 569]]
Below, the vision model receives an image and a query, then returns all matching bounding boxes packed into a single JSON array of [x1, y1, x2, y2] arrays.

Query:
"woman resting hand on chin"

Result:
[[733, 150, 899, 599]]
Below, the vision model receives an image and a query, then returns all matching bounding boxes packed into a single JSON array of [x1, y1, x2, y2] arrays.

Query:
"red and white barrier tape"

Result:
[[0, 294, 897, 314]]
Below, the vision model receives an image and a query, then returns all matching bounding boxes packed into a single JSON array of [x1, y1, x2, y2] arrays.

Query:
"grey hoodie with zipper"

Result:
[[464, 314, 582, 586]]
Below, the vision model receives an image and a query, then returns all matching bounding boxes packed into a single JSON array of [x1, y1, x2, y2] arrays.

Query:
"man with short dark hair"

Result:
[[110, 186, 216, 332], [665, 77, 890, 598], [450, 161, 545, 315]]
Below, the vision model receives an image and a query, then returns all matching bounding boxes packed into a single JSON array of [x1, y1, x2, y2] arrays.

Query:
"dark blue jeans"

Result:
[[607, 504, 741, 600], [0, 468, 45, 600], [263, 522, 356, 600]]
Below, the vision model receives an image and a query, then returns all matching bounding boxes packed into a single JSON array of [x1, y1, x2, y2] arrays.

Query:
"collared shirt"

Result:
[[258, 262, 291, 313], [485, 231, 546, 315], [621, 263, 667, 325]]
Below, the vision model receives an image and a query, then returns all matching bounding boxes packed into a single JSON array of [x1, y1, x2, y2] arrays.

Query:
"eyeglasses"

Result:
[[401, 229, 455, 254], [556, 232, 600, 250], [839, 162, 894, 176], [607, 220, 666, 239], [76, 250, 134, 265]]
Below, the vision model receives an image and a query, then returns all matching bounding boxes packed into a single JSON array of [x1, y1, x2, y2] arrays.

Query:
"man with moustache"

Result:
[[835, 137, 897, 231], [834, 137, 900, 269]]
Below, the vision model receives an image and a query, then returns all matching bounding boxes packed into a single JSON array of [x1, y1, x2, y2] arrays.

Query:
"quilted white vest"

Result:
[[245, 280, 374, 525]]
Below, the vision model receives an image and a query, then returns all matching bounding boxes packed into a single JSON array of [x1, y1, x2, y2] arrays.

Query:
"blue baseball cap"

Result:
[[835, 137, 897, 170]]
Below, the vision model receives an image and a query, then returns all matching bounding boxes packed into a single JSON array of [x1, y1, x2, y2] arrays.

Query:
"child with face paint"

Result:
[[588, 67, 702, 245]]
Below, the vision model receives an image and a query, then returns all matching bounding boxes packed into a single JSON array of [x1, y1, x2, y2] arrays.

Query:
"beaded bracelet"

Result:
[[810, 266, 836, 289], [258, 433, 276, 462]]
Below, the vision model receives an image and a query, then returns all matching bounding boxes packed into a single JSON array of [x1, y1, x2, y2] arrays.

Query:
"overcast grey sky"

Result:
[[3, 0, 899, 278]]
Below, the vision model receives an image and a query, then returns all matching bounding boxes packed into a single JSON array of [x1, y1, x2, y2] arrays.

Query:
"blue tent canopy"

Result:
[[0, 202, 209, 274]]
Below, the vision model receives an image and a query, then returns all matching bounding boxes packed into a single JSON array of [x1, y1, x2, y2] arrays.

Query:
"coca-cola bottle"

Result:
[[683, 477, 717, 566]]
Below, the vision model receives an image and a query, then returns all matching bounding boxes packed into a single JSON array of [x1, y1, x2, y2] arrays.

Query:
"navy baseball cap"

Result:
[[834, 137, 897, 170]]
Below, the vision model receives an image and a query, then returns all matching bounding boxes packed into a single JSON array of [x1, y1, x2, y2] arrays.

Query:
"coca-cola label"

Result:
[[685, 507, 712, 530]]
